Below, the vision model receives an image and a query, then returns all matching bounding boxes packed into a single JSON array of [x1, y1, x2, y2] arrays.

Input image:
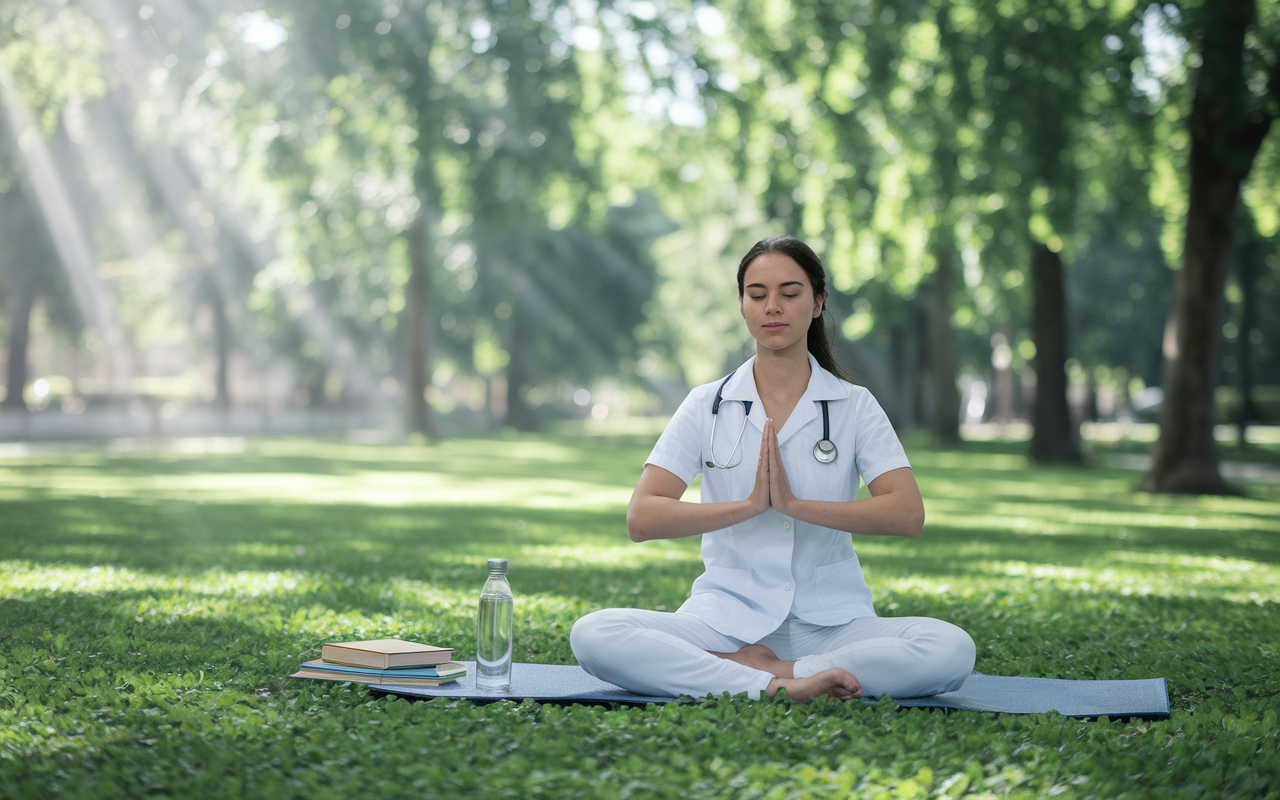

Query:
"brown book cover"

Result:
[[320, 639, 454, 669]]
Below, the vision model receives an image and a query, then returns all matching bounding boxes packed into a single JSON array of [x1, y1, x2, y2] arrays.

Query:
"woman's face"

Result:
[[739, 252, 825, 356]]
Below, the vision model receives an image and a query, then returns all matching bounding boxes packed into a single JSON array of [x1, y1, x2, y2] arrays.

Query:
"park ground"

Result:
[[1, 426, 1278, 798]]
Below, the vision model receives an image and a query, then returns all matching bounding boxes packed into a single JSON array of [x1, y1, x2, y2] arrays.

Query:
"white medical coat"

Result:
[[645, 354, 912, 642]]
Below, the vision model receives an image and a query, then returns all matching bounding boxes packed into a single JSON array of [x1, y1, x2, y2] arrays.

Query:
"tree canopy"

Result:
[[1, 0, 1276, 493]]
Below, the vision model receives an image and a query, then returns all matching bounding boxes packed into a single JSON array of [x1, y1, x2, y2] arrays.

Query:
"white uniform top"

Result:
[[645, 354, 912, 643]]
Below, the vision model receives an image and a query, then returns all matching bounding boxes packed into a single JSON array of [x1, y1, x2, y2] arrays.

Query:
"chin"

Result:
[[755, 337, 804, 353]]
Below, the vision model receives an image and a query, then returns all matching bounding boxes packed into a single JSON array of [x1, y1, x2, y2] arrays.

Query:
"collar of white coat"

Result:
[[718, 353, 848, 445]]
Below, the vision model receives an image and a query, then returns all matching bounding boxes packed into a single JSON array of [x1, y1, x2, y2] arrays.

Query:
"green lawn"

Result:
[[1, 431, 1278, 799]]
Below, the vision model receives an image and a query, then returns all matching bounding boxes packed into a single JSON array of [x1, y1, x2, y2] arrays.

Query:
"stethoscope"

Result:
[[705, 371, 837, 469]]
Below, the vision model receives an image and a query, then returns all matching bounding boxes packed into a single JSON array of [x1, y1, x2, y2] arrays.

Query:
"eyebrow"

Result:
[[746, 281, 806, 290]]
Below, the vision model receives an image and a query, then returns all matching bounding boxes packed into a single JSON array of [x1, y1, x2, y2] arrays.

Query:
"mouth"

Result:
[[762, 323, 787, 331]]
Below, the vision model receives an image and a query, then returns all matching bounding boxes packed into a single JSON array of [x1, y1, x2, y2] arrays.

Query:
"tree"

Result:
[[696, 0, 1156, 455], [262, 0, 661, 433], [0, 162, 60, 410], [0, 3, 103, 410], [1143, 0, 1277, 494], [949, 3, 1151, 462]]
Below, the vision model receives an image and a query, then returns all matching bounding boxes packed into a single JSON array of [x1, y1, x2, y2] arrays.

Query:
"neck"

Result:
[[752, 343, 812, 392]]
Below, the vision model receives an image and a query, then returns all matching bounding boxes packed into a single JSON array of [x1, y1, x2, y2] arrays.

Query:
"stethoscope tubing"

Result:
[[706, 371, 837, 469]]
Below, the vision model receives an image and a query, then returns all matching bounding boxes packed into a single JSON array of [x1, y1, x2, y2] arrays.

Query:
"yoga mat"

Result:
[[364, 662, 1170, 719], [891, 673, 1170, 718]]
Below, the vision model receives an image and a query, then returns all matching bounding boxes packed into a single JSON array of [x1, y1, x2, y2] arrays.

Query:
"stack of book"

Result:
[[291, 639, 465, 687]]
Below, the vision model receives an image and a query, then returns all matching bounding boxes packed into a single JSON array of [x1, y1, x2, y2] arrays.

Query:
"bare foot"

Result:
[[709, 643, 795, 678], [764, 668, 862, 702]]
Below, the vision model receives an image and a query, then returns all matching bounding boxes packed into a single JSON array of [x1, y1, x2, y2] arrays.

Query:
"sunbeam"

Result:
[[78, 0, 382, 403], [0, 60, 131, 393]]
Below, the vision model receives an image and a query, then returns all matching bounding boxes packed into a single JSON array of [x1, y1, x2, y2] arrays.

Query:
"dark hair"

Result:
[[737, 236, 855, 384]]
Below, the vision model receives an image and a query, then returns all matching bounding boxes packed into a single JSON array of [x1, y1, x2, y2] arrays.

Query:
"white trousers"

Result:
[[570, 608, 975, 700]]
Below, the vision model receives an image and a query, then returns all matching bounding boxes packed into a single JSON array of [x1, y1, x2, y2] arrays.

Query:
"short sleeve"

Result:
[[852, 390, 912, 487], [644, 387, 707, 488]]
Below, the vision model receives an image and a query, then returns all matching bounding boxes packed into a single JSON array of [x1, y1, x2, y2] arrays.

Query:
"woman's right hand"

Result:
[[748, 419, 772, 515]]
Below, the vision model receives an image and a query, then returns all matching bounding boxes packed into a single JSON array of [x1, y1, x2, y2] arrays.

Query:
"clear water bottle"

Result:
[[476, 558, 513, 692]]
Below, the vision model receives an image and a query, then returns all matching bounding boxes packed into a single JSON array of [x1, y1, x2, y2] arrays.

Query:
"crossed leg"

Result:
[[711, 644, 862, 701], [722, 616, 976, 700]]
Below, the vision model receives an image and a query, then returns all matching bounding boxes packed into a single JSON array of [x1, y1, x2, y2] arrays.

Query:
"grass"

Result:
[[1, 429, 1278, 799]]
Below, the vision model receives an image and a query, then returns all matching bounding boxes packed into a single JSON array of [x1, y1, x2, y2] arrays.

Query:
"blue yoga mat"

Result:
[[365, 662, 1170, 719]]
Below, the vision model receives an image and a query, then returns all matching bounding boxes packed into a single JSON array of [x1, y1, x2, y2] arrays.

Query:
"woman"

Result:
[[570, 236, 975, 702]]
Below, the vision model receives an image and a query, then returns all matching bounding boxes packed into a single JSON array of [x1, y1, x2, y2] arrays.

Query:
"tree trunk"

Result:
[[404, 216, 436, 439], [209, 281, 231, 412], [2, 281, 35, 411], [1142, 0, 1271, 494], [1234, 212, 1262, 444], [1029, 245, 1082, 462], [887, 320, 918, 432], [504, 298, 535, 432], [926, 236, 961, 443]]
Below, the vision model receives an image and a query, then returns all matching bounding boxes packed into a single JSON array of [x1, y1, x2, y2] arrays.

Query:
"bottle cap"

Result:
[[487, 558, 508, 572]]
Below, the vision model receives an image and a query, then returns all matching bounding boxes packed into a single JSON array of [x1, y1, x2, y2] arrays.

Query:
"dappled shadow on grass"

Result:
[[0, 554, 710, 671], [3, 564, 1274, 710], [1089, 436, 1280, 468], [929, 490, 1280, 529], [922, 474, 1280, 519], [0, 591, 312, 679], [0, 496, 643, 580], [882, 523, 1280, 572], [3, 486, 1276, 601], [5, 434, 1280, 800], [0, 433, 659, 490]]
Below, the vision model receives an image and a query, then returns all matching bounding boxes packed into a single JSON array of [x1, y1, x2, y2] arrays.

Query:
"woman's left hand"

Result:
[[764, 418, 796, 515]]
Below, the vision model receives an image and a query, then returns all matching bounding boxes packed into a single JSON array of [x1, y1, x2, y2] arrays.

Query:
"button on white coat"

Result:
[[782, 520, 792, 530], [784, 583, 792, 591]]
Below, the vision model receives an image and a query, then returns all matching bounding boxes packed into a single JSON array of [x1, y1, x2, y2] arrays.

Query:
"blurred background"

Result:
[[0, 0, 1276, 476]]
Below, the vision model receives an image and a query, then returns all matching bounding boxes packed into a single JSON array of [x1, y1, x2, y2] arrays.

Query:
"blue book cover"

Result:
[[302, 659, 465, 678]]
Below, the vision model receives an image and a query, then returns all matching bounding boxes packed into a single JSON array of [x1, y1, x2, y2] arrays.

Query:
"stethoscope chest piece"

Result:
[[813, 438, 837, 464]]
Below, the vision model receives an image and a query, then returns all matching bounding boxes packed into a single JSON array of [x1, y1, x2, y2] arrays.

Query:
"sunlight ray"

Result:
[[0, 61, 131, 391], [81, 0, 382, 401]]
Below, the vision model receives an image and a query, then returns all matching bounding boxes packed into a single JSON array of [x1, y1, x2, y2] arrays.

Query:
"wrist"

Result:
[[776, 493, 800, 518]]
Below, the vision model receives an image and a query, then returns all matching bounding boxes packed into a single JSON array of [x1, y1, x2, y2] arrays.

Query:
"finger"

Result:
[[764, 421, 777, 479]]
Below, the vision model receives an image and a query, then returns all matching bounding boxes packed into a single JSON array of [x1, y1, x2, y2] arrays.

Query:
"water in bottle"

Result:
[[476, 558, 513, 692]]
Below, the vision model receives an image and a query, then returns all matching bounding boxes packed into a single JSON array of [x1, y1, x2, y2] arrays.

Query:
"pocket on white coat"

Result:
[[814, 557, 862, 609]]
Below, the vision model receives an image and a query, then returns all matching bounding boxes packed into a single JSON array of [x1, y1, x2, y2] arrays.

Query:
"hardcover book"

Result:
[[291, 666, 461, 687], [320, 639, 455, 669], [298, 659, 466, 679]]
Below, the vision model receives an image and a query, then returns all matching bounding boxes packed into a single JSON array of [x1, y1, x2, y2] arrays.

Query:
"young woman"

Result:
[[570, 235, 975, 702]]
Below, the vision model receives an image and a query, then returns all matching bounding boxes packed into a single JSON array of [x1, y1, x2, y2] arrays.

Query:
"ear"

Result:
[[813, 292, 826, 318], [740, 296, 746, 318]]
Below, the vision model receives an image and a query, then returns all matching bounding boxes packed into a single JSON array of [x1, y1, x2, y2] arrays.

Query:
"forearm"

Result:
[[626, 496, 761, 542], [780, 492, 924, 538]]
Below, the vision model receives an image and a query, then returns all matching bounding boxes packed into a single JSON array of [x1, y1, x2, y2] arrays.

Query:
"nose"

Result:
[[764, 291, 783, 313]]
